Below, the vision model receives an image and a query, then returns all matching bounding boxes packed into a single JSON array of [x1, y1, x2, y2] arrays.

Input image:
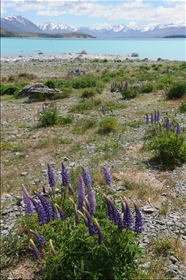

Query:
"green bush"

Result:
[[44, 80, 57, 89], [143, 122, 186, 169], [140, 83, 153, 93], [99, 116, 121, 133], [38, 108, 60, 126], [165, 82, 186, 99], [0, 84, 21, 96], [72, 75, 97, 89], [81, 88, 97, 99], [120, 87, 138, 99], [179, 98, 186, 113]]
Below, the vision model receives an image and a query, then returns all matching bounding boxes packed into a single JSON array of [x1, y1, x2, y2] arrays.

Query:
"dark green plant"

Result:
[[38, 108, 60, 126], [81, 88, 97, 99], [44, 79, 56, 89], [140, 83, 153, 93], [165, 82, 186, 99], [120, 87, 138, 99], [143, 122, 186, 169], [98, 116, 121, 134], [0, 84, 21, 96], [72, 75, 97, 89]]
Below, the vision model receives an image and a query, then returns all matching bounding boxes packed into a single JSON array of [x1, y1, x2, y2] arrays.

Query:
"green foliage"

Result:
[[72, 75, 97, 89], [120, 87, 138, 99], [70, 98, 102, 113], [98, 116, 121, 134], [44, 79, 56, 89], [38, 107, 73, 127], [143, 123, 186, 169], [81, 88, 97, 99], [19, 184, 143, 280], [72, 118, 97, 134], [0, 84, 21, 96], [165, 82, 186, 99], [179, 98, 186, 113], [140, 83, 153, 93]]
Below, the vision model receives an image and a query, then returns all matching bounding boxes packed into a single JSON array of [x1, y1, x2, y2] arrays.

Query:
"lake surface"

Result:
[[1, 37, 186, 61]]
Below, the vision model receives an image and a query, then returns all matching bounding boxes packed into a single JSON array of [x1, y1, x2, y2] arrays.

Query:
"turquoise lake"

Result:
[[1, 37, 186, 61]]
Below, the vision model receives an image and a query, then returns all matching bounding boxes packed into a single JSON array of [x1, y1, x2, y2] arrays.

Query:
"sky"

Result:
[[1, 0, 186, 29]]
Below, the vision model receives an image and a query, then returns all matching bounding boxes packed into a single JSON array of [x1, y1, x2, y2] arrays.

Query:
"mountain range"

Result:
[[1, 15, 186, 38]]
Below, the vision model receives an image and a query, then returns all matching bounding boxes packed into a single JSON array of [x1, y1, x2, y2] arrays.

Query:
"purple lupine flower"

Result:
[[30, 239, 41, 259], [36, 192, 53, 222], [30, 229, 46, 247], [103, 167, 112, 185], [30, 197, 48, 226], [134, 203, 144, 233], [82, 166, 92, 187], [154, 110, 157, 123], [94, 219, 104, 245], [165, 118, 171, 129], [145, 114, 149, 125], [176, 123, 181, 135], [83, 207, 98, 235], [47, 163, 56, 188], [54, 203, 66, 220], [104, 195, 122, 230], [88, 186, 96, 215], [156, 110, 160, 122], [22, 186, 34, 216], [61, 162, 69, 187], [122, 200, 133, 230], [77, 176, 85, 210]]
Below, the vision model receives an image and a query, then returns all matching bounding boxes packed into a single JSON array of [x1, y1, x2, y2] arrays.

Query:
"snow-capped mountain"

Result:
[[37, 21, 77, 33], [1, 15, 185, 37], [1, 15, 41, 32]]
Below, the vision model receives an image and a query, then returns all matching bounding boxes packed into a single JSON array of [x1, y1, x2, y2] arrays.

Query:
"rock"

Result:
[[170, 256, 178, 264], [131, 52, 139, 57], [67, 69, 86, 78], [18, 82, 61, 102], [142, 206, 155, 214]]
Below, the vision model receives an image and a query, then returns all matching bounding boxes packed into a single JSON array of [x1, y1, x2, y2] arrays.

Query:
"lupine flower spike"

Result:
[[82, 166, 92, 187], [61, 162, 69, 187], [49, 239, 57, 256], [69, 198, 80, 224], [176, 123, 181, 135], [134, 203, 144, 233], [104, 195, 122, 231], [122, 200, 133, 230], [83, 207, 98, 235], [22, 185, 34, 216], [30, 239, 41, 259], [54, 203, 66, 220], [47, 163, 56, 188], [103, 167, 112, 185], [36, 192, 53, 222], [29, 197, 48, 226], [30, 229, 46, 247], [94, 218, 104, 245], [77, 176, 85, 210]]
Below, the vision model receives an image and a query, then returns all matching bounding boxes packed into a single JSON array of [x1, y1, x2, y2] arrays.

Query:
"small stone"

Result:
[[170, 256, 178, 264], [21, 172, 28, 176], [142, 207, 155, 214]]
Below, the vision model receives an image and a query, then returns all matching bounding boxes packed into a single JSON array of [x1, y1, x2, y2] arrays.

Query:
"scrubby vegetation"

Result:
[[1, 59, 186, 280]]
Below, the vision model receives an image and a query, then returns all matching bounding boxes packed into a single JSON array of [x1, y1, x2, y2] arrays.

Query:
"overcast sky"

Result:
[[1, 0, 185, 28]]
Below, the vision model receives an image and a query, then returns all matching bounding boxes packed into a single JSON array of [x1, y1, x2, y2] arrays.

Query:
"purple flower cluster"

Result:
[[77, 176, 85, 210], [146, 110, 160, 124], [30, 239, 41, 259], [30, 229, 46, 247], [103, 167, 112, 185], [82, 166, 92, 187], [47, 163, 56, 188], [22, 186, 34, 216], [61, 162, 69, 187], [104, 195, 144, 234]]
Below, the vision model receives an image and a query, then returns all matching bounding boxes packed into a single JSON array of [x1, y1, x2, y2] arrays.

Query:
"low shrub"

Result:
[[98, 116, 121, 134], [0, 84, 21, 96], [165, 82, 186, 99], [140, 83, 153, 93], [72, 75, 97, 89], [81, 88, 97, 99], [143, 112, 186, 169]]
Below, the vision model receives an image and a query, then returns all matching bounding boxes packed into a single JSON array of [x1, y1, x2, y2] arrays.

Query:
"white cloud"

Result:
[[1, 0, 186, 26]]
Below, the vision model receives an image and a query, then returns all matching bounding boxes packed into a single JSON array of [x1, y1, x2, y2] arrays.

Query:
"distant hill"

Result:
[[0, 27, 96, 38], [163, 35, 186, 38], [1, 15, 185, 38]]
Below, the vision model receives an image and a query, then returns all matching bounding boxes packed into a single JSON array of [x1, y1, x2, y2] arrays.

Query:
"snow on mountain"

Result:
[[37, 21, 76, 33], [1, 15, 185, 37]]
